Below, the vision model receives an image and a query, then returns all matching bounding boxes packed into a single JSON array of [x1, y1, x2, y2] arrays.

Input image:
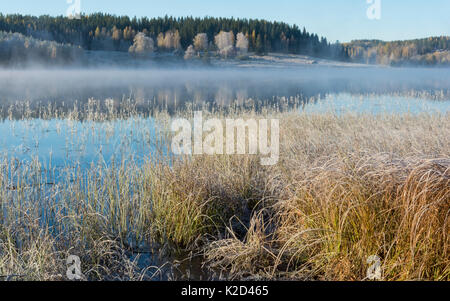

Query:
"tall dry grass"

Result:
[[205, 112, 450, 280], [0, 107, 449, 280]]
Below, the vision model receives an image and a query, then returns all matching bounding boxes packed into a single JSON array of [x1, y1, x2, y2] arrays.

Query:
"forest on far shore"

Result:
[[0, 13, 449, 66], [344, 37, 450, 66]]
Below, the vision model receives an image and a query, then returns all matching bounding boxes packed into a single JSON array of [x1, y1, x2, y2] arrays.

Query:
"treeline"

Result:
[[0, 13, 347, 59], [0, 31, 83, 66], [1, 13, 448, 66], [343, 37, 450, 66]]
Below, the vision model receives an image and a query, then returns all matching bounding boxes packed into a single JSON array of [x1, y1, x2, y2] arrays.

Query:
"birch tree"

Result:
[[215, 31, 235, 58], [129, 32, 155, 57], [236, 32, 249, 55], [193, 33, 208, 52], [184, 45, 196, 60], [157, 30, 182, 51]]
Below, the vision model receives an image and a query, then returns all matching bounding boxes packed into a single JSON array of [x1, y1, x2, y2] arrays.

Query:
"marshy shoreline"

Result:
[[0, 104, 448, 281]]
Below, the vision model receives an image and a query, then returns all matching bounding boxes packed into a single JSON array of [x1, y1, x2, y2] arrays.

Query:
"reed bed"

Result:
[[205, 112, 450, 280], [0, 102, 448, 281]]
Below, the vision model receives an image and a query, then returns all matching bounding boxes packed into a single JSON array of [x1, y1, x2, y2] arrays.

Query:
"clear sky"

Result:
[[1, 0, 449, 42]]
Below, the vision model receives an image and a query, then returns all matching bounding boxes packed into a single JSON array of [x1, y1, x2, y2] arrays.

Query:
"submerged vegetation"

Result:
[[0, 100, 448, 281]]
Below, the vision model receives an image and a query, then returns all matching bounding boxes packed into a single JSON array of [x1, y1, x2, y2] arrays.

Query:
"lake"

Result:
[[1, 67, 449, 166], [0, 66, 449, 280]]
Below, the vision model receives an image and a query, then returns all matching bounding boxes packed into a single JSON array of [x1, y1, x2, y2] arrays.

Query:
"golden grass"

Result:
[[205, 112, 450, 280]]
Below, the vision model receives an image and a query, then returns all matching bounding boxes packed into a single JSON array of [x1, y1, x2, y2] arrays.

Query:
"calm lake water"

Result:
[[0, 67, 449, 167], [0, 67, 449, 113]]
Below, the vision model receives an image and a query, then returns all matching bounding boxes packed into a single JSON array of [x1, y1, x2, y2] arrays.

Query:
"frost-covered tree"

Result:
[[193, 33, 208, 52], [157, 33, 165, 49], [128, 32, 155, 57], [215, 31, 235, 58], [0, 31, 83, 66], [157, 30, 182, 51], [163, 31, 174, 49], [236, 32, 249, 55], [215, 31, 234, 51], [173, 30, 182, 49], [184, 45, 196, 60], [112, 26, 122, 41]]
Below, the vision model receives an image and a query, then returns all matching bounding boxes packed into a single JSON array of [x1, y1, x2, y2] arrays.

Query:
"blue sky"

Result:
[[1, 0, 449, 42]]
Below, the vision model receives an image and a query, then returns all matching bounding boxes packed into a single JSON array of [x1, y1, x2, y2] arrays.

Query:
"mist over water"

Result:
[[0, 66, 449, 116]]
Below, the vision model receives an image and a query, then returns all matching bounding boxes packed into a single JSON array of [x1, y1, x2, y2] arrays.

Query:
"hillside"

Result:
[[0, 13, 345, 60], [0, 31, 83, 66], [0, 13, 448, 67], [343, 37, 450, 66]]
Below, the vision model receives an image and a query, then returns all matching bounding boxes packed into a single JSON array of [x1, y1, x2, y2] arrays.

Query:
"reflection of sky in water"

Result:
[[0, 94, 448, 173], [301, 93, 450, 115], [0, 117, 166, 170]]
